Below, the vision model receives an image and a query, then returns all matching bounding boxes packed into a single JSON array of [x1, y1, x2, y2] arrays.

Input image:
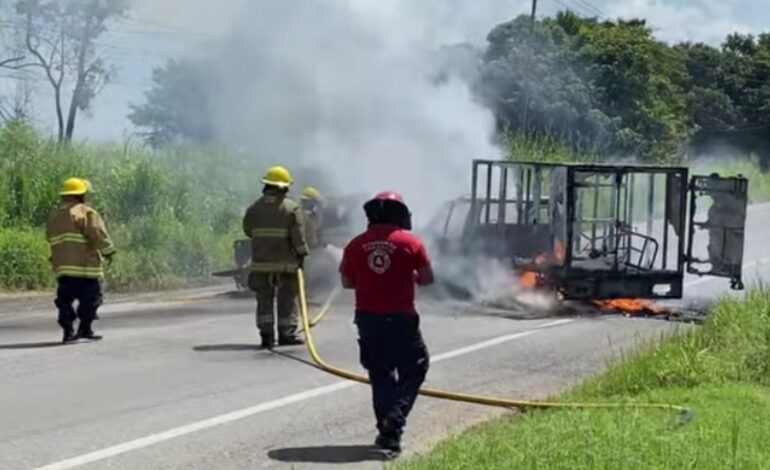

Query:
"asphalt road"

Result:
[[1, 203, 769, 470]]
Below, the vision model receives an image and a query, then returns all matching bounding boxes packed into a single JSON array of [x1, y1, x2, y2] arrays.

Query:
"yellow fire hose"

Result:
[[295, 269, 693, 421], [297, 285, 341, 333]]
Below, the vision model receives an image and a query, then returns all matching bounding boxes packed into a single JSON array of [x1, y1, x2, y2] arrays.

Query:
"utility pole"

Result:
[[521, 0, 538, 132]]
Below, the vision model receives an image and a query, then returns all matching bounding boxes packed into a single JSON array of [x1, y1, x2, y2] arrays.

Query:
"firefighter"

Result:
[[338, 191, 434, 457], [300, 186, 325, 250], [243, 166, 309, 348], [46, 177, 116, 343]]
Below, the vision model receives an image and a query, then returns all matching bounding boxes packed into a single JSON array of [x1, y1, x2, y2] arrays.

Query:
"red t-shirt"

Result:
[[339, 224, 431, 315]]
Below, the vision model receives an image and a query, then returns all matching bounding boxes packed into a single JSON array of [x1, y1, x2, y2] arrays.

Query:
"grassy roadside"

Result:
[[0, 120, 258, 292], [396, 290, 770, 470]]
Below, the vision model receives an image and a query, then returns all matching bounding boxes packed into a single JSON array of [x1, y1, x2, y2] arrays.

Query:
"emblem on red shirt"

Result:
[[367, 248, 391, 274], [364, 241, 396, 275]]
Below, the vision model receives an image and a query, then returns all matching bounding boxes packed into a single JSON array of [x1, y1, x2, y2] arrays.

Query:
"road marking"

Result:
[[30, 318, 573, 470], [23, 206, 770, 468], [432, 319, 573, 362]]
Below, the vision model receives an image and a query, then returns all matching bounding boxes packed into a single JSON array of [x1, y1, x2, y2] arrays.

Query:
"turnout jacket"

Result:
[[45, 201, 116, 279], [243, 189, 309, 273]]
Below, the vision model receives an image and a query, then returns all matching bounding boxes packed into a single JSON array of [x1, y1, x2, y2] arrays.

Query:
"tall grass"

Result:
[[398, 290, 770, 470], [505, 133, 601, 163], [0, 120, 263, 292], [396, 289, 770, 470]]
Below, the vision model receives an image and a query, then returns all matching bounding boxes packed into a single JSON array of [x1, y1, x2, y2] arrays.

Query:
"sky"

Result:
[[10, 0, 768, 141]]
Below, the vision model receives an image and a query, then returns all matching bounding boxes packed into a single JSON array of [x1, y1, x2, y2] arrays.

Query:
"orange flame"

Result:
[[553, 240, 565, 262], [517, 251, 547, 289], [518, 271, 539, 288], [592, 298, 667, 315]]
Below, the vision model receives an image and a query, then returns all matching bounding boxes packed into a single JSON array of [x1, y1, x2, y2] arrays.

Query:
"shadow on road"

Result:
[[268, 445, 388, 463], [269, 349, 318, 368], [192, 344, 261, 352], [0, 340, 66, 350]]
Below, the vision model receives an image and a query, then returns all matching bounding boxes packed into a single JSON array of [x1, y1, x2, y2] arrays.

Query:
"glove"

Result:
[[298, 255, 305, 270], [105, 253, 115, 266]]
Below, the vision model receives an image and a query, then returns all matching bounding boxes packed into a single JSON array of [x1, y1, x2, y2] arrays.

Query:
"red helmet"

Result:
[[370, 191, 404, 203], [364, 190, 411, 230]]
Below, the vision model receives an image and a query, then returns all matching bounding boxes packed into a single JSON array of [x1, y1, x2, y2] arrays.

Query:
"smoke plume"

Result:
[[135, 0, 508, 220]]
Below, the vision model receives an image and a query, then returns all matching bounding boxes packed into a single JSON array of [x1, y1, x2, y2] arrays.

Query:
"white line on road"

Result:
[[25, 205, 770, 469], [31, 318, 573, 470]]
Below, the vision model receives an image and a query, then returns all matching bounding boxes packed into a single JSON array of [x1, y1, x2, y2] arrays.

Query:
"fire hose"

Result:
[[295, 268, 694, 421], [297, 285, 340, 333]]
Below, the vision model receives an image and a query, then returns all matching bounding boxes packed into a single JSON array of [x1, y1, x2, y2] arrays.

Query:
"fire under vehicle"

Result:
[[429, 159, 748, 300]]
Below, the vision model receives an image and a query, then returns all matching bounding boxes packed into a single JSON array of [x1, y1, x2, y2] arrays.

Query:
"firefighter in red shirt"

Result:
[[339, 191, 434, 457]]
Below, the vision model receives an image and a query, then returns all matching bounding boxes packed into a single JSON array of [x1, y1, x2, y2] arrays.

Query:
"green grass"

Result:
[[506, 134, 770, 203], [396, 290, 770, 470], [2, 118, 768, 292], [0, 120, 261, 292], [692, 158, 770, 204], [0, 228, 51, 290]]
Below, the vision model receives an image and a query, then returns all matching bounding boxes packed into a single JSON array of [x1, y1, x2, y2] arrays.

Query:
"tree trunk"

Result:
[[54, 86, 64, 143], [64, 3, 95, 142], [64, 81, 82, 142]]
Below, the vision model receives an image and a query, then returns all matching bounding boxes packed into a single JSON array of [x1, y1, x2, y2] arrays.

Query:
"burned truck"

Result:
[[428, 159, 748, 300]]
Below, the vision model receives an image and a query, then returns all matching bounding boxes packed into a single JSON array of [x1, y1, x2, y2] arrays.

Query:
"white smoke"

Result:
[[436, 254, 557, 313], [133, 0, 505, 219], [130, 0, 571, 313]]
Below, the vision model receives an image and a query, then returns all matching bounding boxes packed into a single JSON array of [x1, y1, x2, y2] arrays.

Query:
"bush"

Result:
[[0, 228, 52, 290], [0, 121, 263, 292]]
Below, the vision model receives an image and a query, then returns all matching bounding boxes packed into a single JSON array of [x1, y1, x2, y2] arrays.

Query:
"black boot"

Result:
[[278, 335, 305, 346], [78, 331, 103, 341], [77, 324, 102, 341], [375, 433, 402, 459], [62, 330, 78, 343], [260, 335, 275, 349]]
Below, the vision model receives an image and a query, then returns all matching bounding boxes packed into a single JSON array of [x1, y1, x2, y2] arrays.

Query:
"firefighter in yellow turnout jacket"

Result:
[[46, 178, 116, 343], [243, 166, 309, 348], [300, 186, 324, 250]]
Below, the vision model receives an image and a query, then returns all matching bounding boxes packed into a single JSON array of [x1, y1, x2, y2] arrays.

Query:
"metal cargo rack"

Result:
[[431, 159, 748, 300]]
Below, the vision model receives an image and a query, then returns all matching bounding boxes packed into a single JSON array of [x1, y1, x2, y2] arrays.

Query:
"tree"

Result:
[[0, 80, 34, 122], [480, 13, 691, 161], [16, 0, 127, 142], [677, 35, 770, 166], [128, 58, 218, 147], [480, 14, 615, 153]]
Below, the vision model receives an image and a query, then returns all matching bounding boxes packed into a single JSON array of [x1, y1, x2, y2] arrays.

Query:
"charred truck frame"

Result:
[[432, 160, 748, 300]]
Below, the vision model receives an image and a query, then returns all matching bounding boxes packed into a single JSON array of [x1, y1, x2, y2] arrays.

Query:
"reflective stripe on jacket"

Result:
[[45, 201, 116, 279], [243, 189, 309, 273]]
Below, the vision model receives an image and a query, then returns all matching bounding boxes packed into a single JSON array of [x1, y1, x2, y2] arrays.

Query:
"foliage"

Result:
[[128, 58, 218, 147], [481, 15, 614, 151], [397, 289, 770, 469], [130, 11, 770, 166], [14, 0, 128, 141], [0, 228, 51, 290], [481, 13, 689, 162], [0, 120, 263, 291], [679, 34, 770, 168]]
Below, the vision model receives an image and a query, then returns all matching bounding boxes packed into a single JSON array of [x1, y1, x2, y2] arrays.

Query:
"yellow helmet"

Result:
[[301, 186, 322, 201], [261, 165, 292, 188], [59, 177, 90, 196]]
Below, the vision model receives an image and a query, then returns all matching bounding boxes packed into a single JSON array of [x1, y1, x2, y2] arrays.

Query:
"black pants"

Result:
[[55, 277, 103, 335], [355, 312, 429, 438]]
